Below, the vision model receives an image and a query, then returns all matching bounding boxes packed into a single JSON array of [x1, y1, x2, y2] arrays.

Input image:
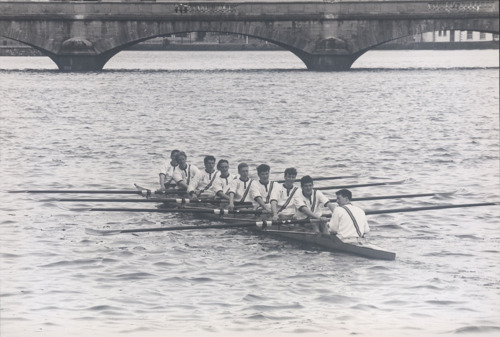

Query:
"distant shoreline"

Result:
[[0, 41, 498, 56]]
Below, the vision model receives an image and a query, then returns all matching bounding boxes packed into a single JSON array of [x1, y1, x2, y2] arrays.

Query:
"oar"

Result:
[[134, 183, 187, 196], [8, 189, 151, 195], [87, 207, 264, 215], [330, 191, 455, 203], [84, 202, 499, 236], [57, 191, 454, 204], [316, 180, 406, 191], [275, 175, 359, 183], [364, 202, 500, 215], [57, 197, 252, 206], [157, 189, 189, 195], [85, 218, 317, 236]]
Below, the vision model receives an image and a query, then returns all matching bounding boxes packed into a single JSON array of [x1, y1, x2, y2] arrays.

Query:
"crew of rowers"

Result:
[[159, 150, 370, 241]]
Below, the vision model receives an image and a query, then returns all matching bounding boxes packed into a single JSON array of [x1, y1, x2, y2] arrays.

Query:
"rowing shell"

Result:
[[201, 213, 396, 261], [256, 225, 396, 260], [136, 185, 396, 260]]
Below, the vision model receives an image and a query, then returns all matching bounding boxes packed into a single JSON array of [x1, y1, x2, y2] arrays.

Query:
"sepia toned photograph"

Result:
[[0, 1, 499, 336]]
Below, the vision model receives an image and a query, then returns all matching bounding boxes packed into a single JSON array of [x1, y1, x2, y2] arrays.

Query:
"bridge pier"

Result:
[[49, 54, 111, 71], [300, 54, 360, 71]]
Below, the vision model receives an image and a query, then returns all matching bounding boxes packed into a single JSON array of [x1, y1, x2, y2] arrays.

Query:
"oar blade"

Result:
[[85, 228, 123, 236]]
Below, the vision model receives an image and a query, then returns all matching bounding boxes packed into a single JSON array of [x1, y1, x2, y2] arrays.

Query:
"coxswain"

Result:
[[270, 167, 299, 220], [227, 163, 254, 210], [328, 189, 370, 241], [294, 175, 336, 232], [158, 149, 179, 192], [187, 155, 218, 200], [171, 151, 200, 191], [211, 159, 237, 201], [248, 164, 275, 213]]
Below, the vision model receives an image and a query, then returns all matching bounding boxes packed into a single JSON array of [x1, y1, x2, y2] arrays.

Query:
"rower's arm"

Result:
[[326, 202, 336, 213], [228, 192, 235, 209], [159, 173, 166, 189], [270, 200, 279, 218], [254, 196, 268, 210], [298, 206, 320, 219], [216, 190, 230, 200]]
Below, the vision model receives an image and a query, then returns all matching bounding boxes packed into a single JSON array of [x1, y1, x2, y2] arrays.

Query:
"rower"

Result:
[[270, 167, 299, 220], [227, 163, 254, 210], [328, 189, 370, 241], [248, 164, 275, 213], [171, 151, 200, 191], [158, 149, 179, 192], [187, 155, 218, 200], [211, 159, 237, 202], [294, 175, 336, 232]]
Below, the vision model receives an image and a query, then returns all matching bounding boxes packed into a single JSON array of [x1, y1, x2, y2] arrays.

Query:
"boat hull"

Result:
[[200, 213, 396, 260], [258, 226, 396, 260]]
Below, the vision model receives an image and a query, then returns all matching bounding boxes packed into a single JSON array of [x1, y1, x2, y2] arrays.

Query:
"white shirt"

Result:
[[329, 204, 370, 239], [187, 170, 219, 196], [270, 184, 299, 216], [160, 161, 177, 186], [293, 189, 330, 220], [172, 164, 200, 187], [211, 174, 237, 196], [228, 178, 254, 202], [248, 180, 276, 209]]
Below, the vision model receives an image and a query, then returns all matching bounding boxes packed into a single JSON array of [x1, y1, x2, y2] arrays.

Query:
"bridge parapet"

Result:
[[0, 1, 498, 19]]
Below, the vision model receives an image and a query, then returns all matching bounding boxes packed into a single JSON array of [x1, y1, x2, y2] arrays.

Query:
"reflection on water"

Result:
[[0, 50, 499, 337]]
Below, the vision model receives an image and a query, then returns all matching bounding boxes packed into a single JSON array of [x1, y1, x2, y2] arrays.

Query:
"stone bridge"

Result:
[[0, 0, 498, 71]]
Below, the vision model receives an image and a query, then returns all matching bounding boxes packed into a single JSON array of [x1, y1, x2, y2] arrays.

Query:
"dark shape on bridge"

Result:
[[0, 1, 498, 71]]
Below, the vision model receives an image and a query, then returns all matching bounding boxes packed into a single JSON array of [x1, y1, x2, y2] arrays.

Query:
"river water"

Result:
[[1, 50, 499, 337]]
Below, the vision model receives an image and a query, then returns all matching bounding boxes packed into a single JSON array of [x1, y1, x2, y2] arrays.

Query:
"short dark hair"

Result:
[[237, 163, 249, 172], [217, 159, 229, 170], [204, 155, 216, 165], [284, 167, 297, 177], [336, 189, 352, 200], [300, 175, 314, 186], [257, 164, 270, 174], [170, 149, 180, 157], [176, 151, 187, 160]]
